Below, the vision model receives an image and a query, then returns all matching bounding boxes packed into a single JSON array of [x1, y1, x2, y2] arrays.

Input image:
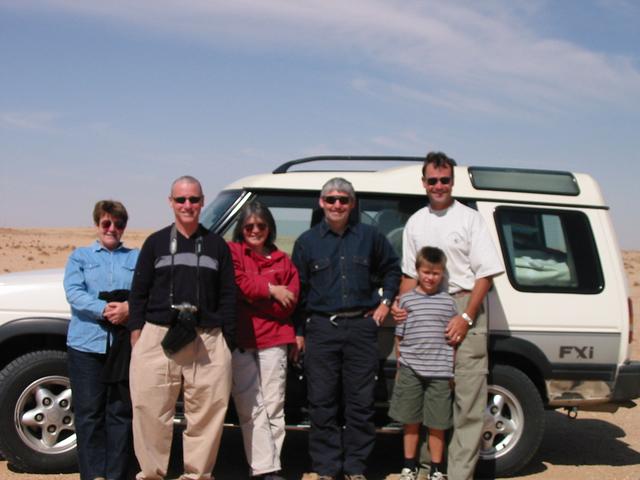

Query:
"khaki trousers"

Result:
[[231, 345, 288, 475], [130, 323, 232, 480], [449, 295, 488, 480], [419, 295, 488, 480]]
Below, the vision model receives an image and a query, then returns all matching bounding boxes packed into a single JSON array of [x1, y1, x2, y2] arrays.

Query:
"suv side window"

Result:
[[495, 207, 604, 293], [220, 191, 424, 257]]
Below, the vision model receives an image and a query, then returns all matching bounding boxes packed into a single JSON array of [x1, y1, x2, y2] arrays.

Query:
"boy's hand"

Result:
[[445, 315, 470, 345], [391, 298, 408, 324]]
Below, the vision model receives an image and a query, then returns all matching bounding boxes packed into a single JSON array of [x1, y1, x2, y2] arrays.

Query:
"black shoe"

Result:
[[264, 474, 286, 480], [251, 472, 286, 480]]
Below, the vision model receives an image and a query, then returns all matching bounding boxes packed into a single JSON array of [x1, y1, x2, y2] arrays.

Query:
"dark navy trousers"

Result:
[[67, 347, 133, 480], [304, 314, 379, 477]]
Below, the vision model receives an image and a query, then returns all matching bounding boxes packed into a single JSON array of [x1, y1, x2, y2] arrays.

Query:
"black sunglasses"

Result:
[[173, 196, 202, 204], [323, 195, 351, 205], [425, 176, 452, 186], [243, 222, 268, 233], [100, 219, 126, 230]]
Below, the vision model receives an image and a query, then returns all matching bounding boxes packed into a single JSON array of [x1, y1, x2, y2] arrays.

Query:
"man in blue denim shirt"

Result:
[[292, 177, 401, 480]]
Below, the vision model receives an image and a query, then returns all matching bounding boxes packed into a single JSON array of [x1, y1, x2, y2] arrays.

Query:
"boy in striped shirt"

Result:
[[389, 246, 457, 480]]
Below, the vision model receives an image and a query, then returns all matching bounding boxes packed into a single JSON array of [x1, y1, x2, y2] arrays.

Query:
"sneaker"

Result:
[[399, 467, 418, 480], [429, 471, 447, 480]]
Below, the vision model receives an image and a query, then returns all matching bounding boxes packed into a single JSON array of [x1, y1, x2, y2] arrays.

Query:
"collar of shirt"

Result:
[[318, 219, 359, 238], [241, 241, 285, 263], [91, 239, 130, 253]]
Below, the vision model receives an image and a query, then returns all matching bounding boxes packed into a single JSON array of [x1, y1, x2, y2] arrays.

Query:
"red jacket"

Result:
[[228, 241, 300, 350]]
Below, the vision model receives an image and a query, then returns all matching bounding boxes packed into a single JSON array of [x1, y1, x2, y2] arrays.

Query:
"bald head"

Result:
[[170, 175, 203, 197]]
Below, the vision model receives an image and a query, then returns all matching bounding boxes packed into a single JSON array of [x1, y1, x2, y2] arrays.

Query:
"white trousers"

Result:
[[231, 345, 288, 476]]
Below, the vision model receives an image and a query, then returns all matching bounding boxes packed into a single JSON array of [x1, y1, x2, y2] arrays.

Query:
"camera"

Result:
[[171, 302, 198, 318], [170, 302, 198, 325], [162, 302, 199, 355]]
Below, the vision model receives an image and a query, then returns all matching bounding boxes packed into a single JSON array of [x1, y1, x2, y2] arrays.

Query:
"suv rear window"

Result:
[[495, 207, 604, 293]]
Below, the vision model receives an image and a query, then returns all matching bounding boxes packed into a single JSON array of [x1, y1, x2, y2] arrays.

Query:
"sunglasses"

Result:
[[100, 219, 126, 230], [173, 196, 202, 204], [425, 176, 452, 186], [323, 195, 351, 205], [243, 222, 268, 233]]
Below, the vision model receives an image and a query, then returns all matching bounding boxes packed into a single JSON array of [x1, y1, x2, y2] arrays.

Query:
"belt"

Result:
[[451, 290, 471, 298], [313, 310, 367, 322]]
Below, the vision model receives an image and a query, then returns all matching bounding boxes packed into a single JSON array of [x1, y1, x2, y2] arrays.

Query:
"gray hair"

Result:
[[320, 177, 356, 200], [170, 175, 203, 196]]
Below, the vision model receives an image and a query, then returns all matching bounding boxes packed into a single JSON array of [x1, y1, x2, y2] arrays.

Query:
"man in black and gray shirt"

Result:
[[128, 175, 236, 480]]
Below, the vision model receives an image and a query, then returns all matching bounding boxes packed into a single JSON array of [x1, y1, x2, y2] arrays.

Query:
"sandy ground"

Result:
[[0, 227, 638, 479]]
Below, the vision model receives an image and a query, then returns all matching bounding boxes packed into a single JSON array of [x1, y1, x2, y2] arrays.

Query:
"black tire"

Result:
[[0, 350, 77, 473], [477, 364, 545, 478]]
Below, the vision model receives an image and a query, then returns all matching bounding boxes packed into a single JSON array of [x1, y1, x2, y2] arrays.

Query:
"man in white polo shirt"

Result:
[[393, 151, 504, 480]]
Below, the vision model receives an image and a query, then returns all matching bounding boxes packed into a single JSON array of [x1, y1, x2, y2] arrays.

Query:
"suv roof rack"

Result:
[[272, 155, 424, 174]]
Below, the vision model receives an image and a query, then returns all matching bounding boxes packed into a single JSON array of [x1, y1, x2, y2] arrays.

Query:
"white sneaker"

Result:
[[399, 467, 418, 480], [429, 471, 447, 480]]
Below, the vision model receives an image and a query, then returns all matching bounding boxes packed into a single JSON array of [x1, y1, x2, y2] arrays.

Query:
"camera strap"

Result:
[[169, 224, 203, 322]]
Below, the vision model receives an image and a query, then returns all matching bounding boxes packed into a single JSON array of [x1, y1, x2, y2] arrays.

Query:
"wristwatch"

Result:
[[381, 298, 392, 307], [462, 312, 474, 327]]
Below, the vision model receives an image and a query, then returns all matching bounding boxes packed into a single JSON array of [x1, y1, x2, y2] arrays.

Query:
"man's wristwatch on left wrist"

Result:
[[381, 298, 392, 307], [462, 312, 474, 327]]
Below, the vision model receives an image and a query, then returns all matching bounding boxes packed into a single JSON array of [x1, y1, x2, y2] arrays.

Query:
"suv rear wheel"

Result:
[[0, 350, 76, 473]]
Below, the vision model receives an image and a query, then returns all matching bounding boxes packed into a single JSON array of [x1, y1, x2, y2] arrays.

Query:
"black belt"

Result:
[[313, 310, 367, 322]]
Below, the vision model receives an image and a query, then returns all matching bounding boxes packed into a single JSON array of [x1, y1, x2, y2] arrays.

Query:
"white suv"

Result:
[[0, 156, 637, 476]]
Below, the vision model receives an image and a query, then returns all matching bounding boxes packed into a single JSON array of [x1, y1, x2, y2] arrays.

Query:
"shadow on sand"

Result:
[[496, 410, 640, 478]]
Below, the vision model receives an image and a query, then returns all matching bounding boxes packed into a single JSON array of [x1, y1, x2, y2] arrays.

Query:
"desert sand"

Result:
[[0, 227, 638, 479]]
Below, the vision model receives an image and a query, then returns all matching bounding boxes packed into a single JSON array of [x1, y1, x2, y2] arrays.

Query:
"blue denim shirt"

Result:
[[292, 220, 400, 332], [64, 240, 139, 353]]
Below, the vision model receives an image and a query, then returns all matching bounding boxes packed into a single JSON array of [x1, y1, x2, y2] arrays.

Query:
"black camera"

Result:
[[170, 302, 198, 324], [161, 302, 198, 355]]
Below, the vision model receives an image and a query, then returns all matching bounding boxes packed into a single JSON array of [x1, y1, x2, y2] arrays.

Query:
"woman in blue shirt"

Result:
[[63, 200, 139, 480]]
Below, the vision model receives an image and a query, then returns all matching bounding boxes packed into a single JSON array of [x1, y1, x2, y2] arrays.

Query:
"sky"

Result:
[[1, 0, 639, 248]]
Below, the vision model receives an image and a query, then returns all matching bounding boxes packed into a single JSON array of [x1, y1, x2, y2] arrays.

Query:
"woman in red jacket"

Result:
[[228, 201, 300, 480]]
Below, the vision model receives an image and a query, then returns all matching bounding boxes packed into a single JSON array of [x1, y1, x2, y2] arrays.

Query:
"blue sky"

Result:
[[1, 0, 639, 248]]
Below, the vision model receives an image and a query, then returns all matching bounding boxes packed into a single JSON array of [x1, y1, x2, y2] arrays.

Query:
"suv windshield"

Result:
[[200, 189, 246, 232]]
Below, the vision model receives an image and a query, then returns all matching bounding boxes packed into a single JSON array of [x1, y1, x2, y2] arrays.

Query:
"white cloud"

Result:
[[5, 0, 640, 114], [371, 130, 430, 150], [0, 111, 60, 131]]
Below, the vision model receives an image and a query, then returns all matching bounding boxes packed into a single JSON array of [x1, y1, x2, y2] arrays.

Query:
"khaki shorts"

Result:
[[388, 365, 453, 430]]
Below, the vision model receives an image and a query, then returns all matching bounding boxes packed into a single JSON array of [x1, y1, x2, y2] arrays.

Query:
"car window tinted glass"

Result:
[[495, 207, 603, 293], [201, 189, 245, 231], [220, 191, 425, 256]]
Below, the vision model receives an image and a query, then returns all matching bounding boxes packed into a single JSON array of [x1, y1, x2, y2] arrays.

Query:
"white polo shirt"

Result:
[[402, 200, 504, 293]]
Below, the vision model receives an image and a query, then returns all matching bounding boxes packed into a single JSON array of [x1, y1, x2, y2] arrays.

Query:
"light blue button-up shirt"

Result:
[[64, 240, 139, 353]]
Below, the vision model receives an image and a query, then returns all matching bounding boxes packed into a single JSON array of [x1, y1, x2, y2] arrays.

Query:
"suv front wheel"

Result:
[[0, 350, 77, 473], [479, 363, 545, 477]]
